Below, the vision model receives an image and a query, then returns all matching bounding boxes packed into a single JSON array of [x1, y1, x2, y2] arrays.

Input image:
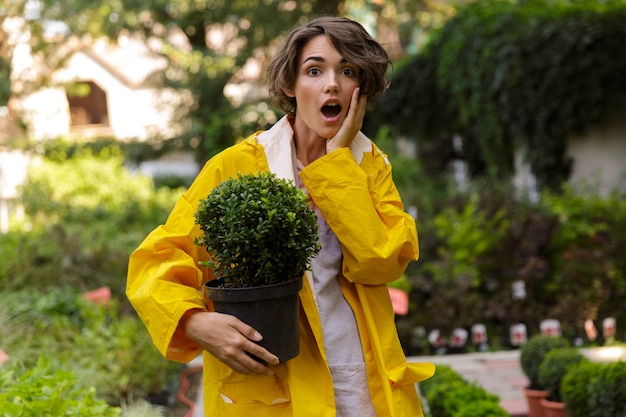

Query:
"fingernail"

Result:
[[253, 331, 263, 341]]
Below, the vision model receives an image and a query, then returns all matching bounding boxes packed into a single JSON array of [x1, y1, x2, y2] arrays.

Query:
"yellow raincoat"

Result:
[[127, 116, 435, 416]]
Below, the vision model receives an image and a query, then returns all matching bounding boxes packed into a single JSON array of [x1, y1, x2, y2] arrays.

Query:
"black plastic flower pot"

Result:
[[202, 276, 303, 363]]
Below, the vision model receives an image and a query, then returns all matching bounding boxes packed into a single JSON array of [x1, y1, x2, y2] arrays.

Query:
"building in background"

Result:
[[12, 33, 191, 142]]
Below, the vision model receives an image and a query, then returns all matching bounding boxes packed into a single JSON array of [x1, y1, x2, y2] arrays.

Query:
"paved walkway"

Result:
[[184, 346, 626, 417], [411, 346, 626, 417], [184, 351, 529, 417], [411, 350, 529, 417]]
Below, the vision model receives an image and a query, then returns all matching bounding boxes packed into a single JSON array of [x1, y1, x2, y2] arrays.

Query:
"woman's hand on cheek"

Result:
[[326, 88, 367, 153]]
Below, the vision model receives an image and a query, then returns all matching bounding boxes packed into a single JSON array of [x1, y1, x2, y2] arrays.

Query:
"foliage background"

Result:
[[0, 144, 183, 410], [1, 0, 626, 411], [375, 0, 626, 190], [383, 133, 626, 355]]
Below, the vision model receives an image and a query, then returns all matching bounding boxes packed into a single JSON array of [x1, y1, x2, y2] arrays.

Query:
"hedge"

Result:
[[419, 365, 508, 417]]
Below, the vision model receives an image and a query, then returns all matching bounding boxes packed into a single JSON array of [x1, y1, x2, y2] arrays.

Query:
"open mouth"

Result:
[[321, 103, 342, 118]]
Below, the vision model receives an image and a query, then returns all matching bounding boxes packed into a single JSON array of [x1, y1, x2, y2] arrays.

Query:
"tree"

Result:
[[25, 0, 340, 161], [3, 0, 458, 161]]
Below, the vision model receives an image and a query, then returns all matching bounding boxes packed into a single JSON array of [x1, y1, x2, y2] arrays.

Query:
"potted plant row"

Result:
[[536, 348, 586, 417], [560, 360, 604, 417], [521, 334, 626, 417], [562, 359, 626, 417], [519, 334, 571, 417], [195, 171, 321, 363]]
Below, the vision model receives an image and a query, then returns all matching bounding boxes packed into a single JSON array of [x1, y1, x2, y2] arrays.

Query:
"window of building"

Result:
[[66, 81, 109, 126]]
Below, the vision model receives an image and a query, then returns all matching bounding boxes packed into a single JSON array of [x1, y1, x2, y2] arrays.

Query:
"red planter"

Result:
[[540, 398, 569, 417], [524, 388, 549, 417]]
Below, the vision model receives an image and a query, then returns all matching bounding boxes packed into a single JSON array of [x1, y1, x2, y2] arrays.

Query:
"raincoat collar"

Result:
[[256, 115, 374, 182]]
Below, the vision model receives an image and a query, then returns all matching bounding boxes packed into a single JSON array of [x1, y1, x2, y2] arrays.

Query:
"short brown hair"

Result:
[[266, 16, 391, 114]]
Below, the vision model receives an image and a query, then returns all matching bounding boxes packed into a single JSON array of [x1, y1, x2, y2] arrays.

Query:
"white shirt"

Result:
[[295, 156, 376, 417]]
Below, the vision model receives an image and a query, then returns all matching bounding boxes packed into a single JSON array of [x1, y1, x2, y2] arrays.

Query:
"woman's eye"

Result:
[[341, 68, 356, 77], [307, 68, 321, 76]]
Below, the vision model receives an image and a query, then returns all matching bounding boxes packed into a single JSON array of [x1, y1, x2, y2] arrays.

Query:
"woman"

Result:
[[127, 16, 434, 417]]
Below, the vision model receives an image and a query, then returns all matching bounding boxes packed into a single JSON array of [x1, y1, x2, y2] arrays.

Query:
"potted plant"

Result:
[[561, 360, 606, 417], [195, 171, 320, 362], [587, 360, 626, 417], [519, 335, 571, 417], [537, 348, 586, 417]]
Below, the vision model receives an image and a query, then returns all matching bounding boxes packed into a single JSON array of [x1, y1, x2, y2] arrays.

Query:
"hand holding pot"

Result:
[[183, 310, 279, 375]]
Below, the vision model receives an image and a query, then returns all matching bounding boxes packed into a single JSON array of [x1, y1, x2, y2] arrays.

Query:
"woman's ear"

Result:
[[284, 87, 295, 98]]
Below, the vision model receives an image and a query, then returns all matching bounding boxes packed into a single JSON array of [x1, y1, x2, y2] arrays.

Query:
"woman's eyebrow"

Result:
[[303, 56, 324, 65], [302, 56, 348, 65]]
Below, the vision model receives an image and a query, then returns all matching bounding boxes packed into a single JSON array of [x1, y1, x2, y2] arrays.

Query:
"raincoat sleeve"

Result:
[[300, 144, 418, 286], [126, 141, 260, 363], [126, 192, 209, 363]]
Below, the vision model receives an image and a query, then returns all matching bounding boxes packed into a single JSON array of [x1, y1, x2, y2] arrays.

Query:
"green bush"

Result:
[[428, 194, 509, 288], [194, 171, 320, 287], [441, 384, 499, 416], [0, 288, 180, 404], [453, 400, 510, 417], [424, 379, 467, 417], [539, 186, 626, 333], [20, 153, 167, 227], [0, 357, 120, 416], [420, 365, 466, 416], [0, 146, 187, 409], [397, 180, 626, 350], [588, 361, 626, 417], [537, 348, 586, 402], [561, 360, 606, 417], [419, 364, 466, 398], [419, 365, 508, 417], [1, 152, 181, 294], [520, 335, 571, 390]]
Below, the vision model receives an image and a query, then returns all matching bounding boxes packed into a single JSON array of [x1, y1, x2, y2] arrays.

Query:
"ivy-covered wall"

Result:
[[376, 0, 626, 190], [392, 181, 626, 353]]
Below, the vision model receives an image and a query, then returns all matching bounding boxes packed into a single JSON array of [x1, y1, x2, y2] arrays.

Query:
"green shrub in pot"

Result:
[[520, 334, 571, 390], [194, 171, 321, 362], [561, 360, 606, 417], [194, 171, 320, 288], [537, 347, 586, 402], [588, 360, 626, 417]]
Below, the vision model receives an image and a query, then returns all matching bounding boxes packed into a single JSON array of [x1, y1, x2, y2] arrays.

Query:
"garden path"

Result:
[[415, 346, 626, 417], [414, 350, 529, 417], [173, 347, 626, 417], [173, 351, 529, 417]]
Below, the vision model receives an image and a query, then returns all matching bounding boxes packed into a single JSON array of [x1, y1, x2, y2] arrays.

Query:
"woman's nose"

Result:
[[325, 73, 339, 93]]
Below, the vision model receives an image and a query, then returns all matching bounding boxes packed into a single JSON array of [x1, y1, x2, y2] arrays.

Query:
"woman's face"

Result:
[[287, 35, 361, 140]]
